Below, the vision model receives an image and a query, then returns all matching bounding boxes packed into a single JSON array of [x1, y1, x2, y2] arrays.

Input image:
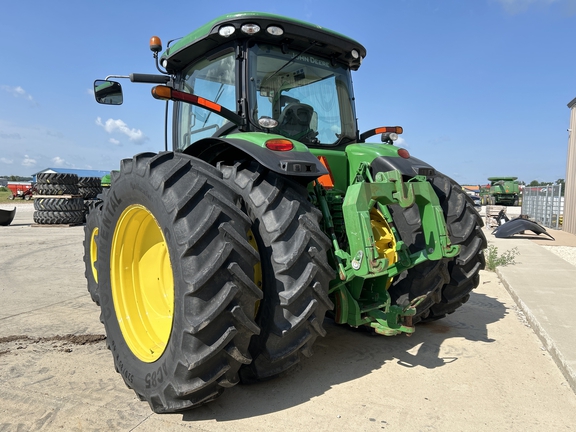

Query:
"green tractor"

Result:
[[486, 176, 520, 206], [86, 12, 486, 413]]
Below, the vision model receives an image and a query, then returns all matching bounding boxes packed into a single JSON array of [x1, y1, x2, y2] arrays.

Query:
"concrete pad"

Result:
[[1, 205, 576, 430], [486, 227, 576, 395]]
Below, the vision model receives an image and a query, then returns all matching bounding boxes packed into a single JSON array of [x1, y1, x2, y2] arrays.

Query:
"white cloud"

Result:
[[96, 117, 148, 144], [1, 157, 14, 164], [1, 85, 35, 102], [109, 138, 120, 145], [52, 156, 66, 167], [22, 155, 37, 167], [396, 137, 408, 148]]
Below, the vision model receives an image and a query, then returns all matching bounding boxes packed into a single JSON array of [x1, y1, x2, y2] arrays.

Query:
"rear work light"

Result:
[[258, 116, 278, 129], [241, 24, 260, 34], [265, 139, 293, 151], [266, 25, 284, 36], [219, 25, 236, 37]]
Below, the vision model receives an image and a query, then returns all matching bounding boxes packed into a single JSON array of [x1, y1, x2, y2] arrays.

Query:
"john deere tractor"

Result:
[[86, 11, 486, 413]]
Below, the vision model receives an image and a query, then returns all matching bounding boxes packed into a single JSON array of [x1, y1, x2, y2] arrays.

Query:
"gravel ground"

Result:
[[541, 245, 576, 268]]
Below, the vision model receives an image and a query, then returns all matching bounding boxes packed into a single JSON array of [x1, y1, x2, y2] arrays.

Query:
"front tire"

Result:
[[219, 162, 334, 383], [97, 152, 262, 413]]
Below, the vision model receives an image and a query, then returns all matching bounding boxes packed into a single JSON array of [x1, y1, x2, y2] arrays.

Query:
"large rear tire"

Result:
[[219, 162, 334, 383], [35, 183, 79, 196], [36, 172, 78, 185], [97, 152, 262, 413], [34, 197, 84, 212], [424, 174, 486, 320], [388, 205, 450, 323], [388, 173, 486, 322], [84, 198, 103, 305], [33, 210, 84, 224]]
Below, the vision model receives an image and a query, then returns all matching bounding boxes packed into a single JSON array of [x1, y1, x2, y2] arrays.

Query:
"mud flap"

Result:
[[492, 218, 555, 240], [0, 207, 16, 226]]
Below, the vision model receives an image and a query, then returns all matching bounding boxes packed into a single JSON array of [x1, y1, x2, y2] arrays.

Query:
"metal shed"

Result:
[[565, 97, 576, 235]]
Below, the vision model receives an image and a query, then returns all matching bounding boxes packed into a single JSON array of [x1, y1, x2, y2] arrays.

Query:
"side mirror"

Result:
[[94, 80, 123, 105]]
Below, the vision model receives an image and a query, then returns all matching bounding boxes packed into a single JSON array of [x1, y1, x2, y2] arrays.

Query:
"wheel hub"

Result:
[[90, 226, 98, 283], [370, 207, 398, 288], [111, 204, 174, 362]]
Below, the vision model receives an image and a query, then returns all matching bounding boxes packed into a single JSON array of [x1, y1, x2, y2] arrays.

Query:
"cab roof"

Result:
[[160, 12, 366, 73]]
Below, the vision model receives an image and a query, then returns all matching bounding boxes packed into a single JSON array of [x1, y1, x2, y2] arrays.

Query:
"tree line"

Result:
[[522, 179, 565, 187], [0, 175, 33, 181]]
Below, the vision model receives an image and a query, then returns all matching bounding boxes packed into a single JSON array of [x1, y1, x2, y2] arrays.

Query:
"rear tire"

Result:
[[33, 210, 84, 224], [78, 176, 102, 188], [219, 161, 334, 383], [79, 186, 103, 199], [388, 205, 450, 323], [388, 173, 486, 322], [36, 172, 78, 185], [36, 183, 79, 195], [84, 199, 103, 305], [34, 197, 84, 212], [97, 152, 262, 413], [423, 174, 486, 320]]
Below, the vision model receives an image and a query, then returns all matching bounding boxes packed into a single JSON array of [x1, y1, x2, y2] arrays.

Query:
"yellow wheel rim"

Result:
[[111, 204, 174, 362], [90, 226, 99, 283], [370, 208, 398, 289]]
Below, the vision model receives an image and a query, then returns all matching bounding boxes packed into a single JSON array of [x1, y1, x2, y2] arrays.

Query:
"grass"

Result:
[[485, 244, 519, 271], [0, 188, 33, 204]]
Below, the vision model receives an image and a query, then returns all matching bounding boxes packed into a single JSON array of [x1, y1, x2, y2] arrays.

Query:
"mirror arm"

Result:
[[105, 74, 130, 80]]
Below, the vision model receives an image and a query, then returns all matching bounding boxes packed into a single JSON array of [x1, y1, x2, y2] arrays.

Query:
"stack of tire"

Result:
[[78, 177, 104, 222], [34, 173, 84, 225]]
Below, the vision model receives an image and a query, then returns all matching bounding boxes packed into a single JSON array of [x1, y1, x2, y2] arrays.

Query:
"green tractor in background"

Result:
[[479, 177, 520, 206], [486, 176, 520, 206], [86, 12, 486, 413]]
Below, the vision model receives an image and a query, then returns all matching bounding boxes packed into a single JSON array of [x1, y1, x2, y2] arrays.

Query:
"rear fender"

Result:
[[183, 136, 327, 179], [0, 207, 16, 226], [492, 218, 555, 240], [369, 154, 436, 178]]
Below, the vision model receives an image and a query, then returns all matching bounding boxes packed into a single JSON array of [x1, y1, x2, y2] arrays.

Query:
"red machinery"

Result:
[[6, 183, 35, 200]]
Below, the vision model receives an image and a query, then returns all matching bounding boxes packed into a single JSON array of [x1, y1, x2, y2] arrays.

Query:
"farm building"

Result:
[[565, 97, 576, 235]]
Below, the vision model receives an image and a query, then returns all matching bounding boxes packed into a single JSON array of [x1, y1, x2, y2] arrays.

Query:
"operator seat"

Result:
[[277, 102, 317, 141]]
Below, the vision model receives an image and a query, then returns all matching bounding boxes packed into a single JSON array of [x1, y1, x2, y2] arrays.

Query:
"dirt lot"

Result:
[[1, 203, 576, 431]]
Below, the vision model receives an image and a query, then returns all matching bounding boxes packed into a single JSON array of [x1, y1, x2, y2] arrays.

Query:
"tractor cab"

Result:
[[95, 12, 365, 153]]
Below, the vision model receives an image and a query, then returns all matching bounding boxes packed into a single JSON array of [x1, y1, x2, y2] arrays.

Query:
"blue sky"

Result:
[[1, 0, 575, 186]]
